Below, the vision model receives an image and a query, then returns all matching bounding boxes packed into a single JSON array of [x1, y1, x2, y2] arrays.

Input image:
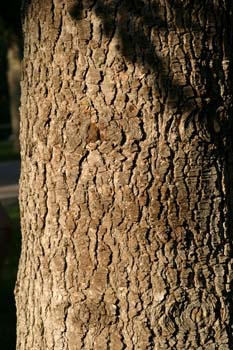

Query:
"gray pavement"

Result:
[[0, 160, 20, 186], [0, 160, 20, 200], [0, 184, 19, 200]]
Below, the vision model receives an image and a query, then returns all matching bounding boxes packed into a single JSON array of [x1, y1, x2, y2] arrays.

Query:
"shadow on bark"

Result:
[[68, 0, 233, 137], [21, 0, 233, 345], [68, 0, 233, 342]]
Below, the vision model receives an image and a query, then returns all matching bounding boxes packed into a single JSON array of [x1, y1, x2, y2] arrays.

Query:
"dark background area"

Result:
[[0, 1, 21, 349], [0, 0, 21, 139]]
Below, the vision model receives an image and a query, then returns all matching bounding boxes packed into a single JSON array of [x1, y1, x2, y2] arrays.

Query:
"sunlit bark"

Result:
[[16, 1, 233, 349]]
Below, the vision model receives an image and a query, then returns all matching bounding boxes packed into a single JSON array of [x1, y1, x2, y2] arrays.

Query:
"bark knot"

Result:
[[86, 122, 100, 143]]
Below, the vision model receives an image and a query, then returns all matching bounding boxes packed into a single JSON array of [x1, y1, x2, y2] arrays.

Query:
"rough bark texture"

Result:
[[16, 0, 233, 349]]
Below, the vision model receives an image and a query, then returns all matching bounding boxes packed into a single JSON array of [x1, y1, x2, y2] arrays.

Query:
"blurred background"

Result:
[[0, 1, 21, 348]]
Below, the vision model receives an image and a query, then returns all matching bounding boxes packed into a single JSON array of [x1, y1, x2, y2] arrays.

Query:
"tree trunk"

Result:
[[16, 0, 233, 349]]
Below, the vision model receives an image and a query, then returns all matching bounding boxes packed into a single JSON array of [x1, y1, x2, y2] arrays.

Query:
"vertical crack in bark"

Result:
[[17, 1, 233, 349], [51, 1, 64, 52]]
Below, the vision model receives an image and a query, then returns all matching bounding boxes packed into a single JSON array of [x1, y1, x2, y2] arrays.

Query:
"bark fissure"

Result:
[[16, 0, 233, 349]]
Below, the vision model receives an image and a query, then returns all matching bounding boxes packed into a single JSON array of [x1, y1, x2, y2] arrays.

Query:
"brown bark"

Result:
[[16, 0, 233, 349]]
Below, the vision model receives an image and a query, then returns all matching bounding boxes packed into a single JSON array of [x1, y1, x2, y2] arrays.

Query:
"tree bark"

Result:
[[16, 0, 233, 349]]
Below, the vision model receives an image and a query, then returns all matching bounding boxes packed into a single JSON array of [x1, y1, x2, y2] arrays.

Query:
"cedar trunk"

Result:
[[16, 1, 233, 349]]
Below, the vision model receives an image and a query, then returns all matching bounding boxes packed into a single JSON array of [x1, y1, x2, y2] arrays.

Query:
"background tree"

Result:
[[16, 0, 233, 349], [0, 21, 10, 137], [0, 0, 22, 148]]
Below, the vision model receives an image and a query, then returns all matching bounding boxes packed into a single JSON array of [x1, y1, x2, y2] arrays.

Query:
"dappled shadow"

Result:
[[66, 0, 233, 342], [21, 0, 233, 344], [68, 0, 233, 144]]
